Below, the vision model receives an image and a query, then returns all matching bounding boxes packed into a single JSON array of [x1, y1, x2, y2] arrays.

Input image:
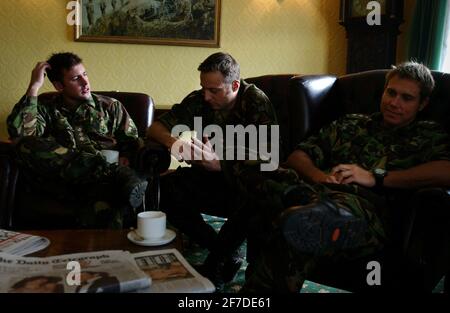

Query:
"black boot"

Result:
[[278, 199, 368, 256], [115, 166, 148, 208], [198, 250, 244, 290], [241, 230, 306, 293], [282, 184, 312, 208]]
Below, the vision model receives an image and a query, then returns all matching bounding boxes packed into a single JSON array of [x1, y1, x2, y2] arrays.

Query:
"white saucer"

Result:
[[127, 229, 176, 247]]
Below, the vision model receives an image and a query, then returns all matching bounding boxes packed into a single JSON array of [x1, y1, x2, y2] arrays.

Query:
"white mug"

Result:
[[137, 211, 166, 240], [100, 149, 119, 164]]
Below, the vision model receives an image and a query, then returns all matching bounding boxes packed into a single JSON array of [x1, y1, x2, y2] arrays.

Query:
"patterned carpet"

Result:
[[182, 214, 445, 293]]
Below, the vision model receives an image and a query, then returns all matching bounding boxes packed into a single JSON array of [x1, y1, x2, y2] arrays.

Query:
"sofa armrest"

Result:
[[0, 141, 18, 229], [135, 139, 171, 176], [134, 140, 171, 211], [0, 140, 14, 152], [288, 75, 338, 145], [401, 187, 450, 289], [401, 187, 450, 251]]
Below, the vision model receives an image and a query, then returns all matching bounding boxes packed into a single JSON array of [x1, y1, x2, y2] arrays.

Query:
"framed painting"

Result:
[[75, 0, 221, 47]]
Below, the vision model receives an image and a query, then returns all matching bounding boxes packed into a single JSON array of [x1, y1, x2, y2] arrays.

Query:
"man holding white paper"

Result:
[[147, 52, 278, 289]]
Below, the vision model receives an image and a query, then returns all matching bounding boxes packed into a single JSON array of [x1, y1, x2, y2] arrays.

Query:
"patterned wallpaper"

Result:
[[0, 0, 413, 140]]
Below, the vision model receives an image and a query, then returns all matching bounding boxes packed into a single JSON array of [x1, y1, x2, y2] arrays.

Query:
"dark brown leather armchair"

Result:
[[286, 70, 450, 292], [0, 91, 170, 230], [245, 74, 299, 161]]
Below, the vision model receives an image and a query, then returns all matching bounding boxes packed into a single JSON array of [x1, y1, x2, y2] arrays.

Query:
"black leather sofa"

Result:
[[247, 71, 449, 292], [157, 72, 449, 292]]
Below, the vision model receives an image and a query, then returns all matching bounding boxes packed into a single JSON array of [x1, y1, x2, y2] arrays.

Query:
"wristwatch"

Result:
[[372, 168, 388, 188]]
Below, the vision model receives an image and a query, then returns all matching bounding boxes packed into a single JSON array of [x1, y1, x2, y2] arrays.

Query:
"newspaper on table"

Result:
[[0, 250, 151, 293], [0, 229, 50, 256], [133, 248, 215, 293]]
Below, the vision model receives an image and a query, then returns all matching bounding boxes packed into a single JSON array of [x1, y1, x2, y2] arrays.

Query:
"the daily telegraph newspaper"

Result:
[[0, 250, 151, 293], [133, 249, 215, 293], [0, 229, 50, 256]]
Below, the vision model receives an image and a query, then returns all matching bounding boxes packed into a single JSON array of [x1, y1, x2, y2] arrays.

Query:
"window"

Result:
[[440, 2, 450, 72]]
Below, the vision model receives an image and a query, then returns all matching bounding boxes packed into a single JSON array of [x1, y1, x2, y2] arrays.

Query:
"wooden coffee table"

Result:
[[26, 229, 183, 257]]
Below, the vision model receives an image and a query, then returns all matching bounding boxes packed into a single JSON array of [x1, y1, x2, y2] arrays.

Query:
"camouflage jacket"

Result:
[[158, 79, 278, 181], [297, 112, 450, 173], [7, 93, 140, 155]]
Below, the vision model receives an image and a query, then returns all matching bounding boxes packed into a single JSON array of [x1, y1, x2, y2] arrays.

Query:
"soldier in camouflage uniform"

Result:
[[241, 61, 450, 292], [147, 52, 278, 288], [7, 52, 148, 229]]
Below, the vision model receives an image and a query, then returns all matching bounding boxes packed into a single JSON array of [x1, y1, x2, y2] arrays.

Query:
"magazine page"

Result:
[[0, 250, 151, 293], [0, 229, 50, 256], [133, 249, 215, 293]]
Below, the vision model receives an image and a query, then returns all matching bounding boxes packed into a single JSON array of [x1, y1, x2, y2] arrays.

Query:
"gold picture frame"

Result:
[[75, 0, 221, 48]]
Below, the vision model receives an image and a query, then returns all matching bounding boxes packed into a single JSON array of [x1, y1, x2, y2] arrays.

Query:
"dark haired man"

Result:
[[10, 275, 64, 293], [241, 61, 450, 292], [147, 52, 278, 288], [7, 52, 147, 229]]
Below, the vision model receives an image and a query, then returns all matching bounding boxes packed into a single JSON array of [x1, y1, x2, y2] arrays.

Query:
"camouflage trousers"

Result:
[[15, 136, 128, 229], [158, 166, 239, 250], [237, 168, 387, 293]]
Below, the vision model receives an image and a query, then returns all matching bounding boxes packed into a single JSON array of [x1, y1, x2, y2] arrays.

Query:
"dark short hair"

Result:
[[386, 61, 435, 102], [46, 52, 83, 83], [11, 275, 62, 289], [197, 52, 240, 84]]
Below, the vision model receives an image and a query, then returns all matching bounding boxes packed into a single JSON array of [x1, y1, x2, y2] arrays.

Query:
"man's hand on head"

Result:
[[27, 62, 51, 97], [330, 164, 376, 187]]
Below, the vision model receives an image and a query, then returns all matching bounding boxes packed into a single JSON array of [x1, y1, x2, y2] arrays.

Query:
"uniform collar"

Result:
[[373, 111, 419, 133], [57, 93, 96, 113], [227, 79, 248, 120]]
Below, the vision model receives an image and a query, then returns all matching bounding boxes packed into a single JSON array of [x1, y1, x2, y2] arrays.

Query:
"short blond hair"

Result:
[[386, 61, 435, 102]]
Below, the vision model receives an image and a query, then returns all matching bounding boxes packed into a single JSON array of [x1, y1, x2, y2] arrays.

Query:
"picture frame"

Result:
[[75, 0, 221, 48]]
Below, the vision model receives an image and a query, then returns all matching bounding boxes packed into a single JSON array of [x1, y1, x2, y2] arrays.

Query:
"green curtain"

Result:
[[408, 0, 448, 70]]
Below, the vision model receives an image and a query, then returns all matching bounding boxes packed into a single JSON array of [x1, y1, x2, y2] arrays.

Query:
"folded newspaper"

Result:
[[0, 248, 214, 293], [0, 250, 151, 293], [133, 249, 215, 293], [0, 229, 50, 256]]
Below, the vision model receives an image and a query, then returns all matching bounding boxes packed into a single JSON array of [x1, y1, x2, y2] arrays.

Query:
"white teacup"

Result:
[[137, 211, 166, 240], [100, 149, 119, 164]]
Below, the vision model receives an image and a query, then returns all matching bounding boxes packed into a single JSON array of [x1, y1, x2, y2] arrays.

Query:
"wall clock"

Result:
[[349, 0, 386, 18], [339, 0, 404, 73]]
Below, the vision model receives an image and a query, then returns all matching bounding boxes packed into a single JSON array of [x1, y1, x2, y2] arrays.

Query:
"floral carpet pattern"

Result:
[[182, 214, 445, 293]]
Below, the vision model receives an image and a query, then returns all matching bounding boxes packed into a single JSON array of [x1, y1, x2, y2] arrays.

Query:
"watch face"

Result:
[[350, 0, 386, 18], [374, 168, 387, 177]]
